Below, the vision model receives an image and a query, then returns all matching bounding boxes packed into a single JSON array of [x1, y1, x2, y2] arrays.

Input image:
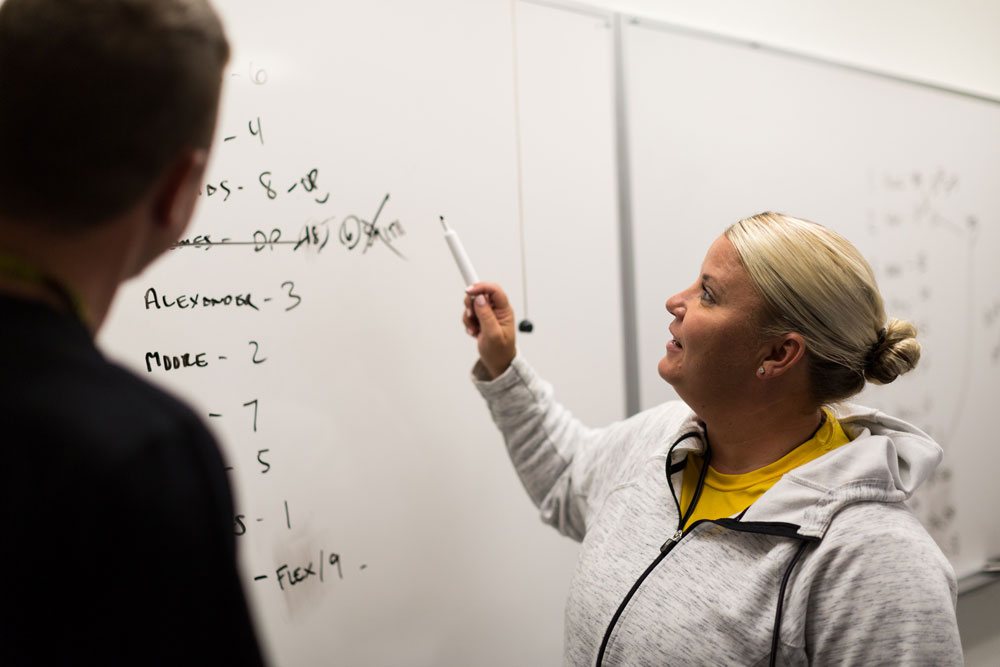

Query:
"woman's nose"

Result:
[[666, 291, 685, 317]]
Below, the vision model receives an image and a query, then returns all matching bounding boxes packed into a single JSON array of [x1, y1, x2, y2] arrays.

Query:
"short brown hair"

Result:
[[0, 0, 229, 228]]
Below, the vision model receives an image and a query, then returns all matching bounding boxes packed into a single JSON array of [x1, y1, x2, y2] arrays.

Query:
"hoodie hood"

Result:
[[666, 403, 943, 539]]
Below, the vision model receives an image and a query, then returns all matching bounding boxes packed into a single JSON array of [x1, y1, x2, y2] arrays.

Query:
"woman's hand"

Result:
[[463, 282, 516, 379]]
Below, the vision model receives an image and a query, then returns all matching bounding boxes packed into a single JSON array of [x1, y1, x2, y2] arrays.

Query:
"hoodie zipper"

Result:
[[660, 529, 683, 551], [594, 433, 705, 666], [594, 431, 818, 667]]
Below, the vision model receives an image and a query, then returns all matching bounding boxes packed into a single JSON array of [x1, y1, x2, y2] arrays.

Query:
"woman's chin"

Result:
[[657, 357, 677, 385]]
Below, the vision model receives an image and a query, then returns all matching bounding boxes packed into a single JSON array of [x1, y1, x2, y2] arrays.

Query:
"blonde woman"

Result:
[[462, 213, 960, 666]]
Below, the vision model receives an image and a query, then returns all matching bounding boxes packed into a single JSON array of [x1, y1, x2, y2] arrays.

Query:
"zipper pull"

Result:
[[660, 529, 683, 552]]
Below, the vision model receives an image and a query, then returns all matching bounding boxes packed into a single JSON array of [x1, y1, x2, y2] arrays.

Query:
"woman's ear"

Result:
[[759, 332, 807, 378]]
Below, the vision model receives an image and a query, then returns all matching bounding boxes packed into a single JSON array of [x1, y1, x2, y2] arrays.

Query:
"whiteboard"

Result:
[[98, 1, 618, 665], [623, 19, 1000, 581]]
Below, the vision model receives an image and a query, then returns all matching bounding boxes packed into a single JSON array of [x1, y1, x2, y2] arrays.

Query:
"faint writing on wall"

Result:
[[864, 166, 982, 558]]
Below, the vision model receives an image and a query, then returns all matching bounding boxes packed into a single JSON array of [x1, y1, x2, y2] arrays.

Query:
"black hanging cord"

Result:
[[664, 431, 702, 515], [769, 540, 811, 666]]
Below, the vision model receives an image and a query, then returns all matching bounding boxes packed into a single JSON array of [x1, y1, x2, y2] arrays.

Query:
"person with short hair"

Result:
[[463, 212, 961, 665], [0, 0, 266, 664]]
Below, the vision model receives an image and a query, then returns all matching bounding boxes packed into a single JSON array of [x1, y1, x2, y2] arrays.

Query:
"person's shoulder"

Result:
[[830, 500, 939, 540], [1, 300, 208, 449], [83, 360, 224, 480], [815, 501, 954, 586], [99, 357, 203, 427], [6, 332, 218, 477], [2, 324, 232, 559], [79, 355, 205, 436]]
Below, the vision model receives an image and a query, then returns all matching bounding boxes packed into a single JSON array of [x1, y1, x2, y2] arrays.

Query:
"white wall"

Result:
[[548, 0, 1000, 662], [596, 0, 1000, 99]]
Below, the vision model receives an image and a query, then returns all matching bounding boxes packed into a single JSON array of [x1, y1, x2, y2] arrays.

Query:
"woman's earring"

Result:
[[758, 367, 766, 376]]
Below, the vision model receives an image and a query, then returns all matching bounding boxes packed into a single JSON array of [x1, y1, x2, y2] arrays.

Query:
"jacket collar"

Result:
[[664, 403, 942, 539]]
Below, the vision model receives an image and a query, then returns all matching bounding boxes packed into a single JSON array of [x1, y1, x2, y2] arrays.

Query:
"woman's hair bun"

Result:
[[864, 318, 921, 385]]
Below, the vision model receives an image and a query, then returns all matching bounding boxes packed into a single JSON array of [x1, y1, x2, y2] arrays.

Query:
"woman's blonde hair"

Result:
[[725, 212, 920, 404]]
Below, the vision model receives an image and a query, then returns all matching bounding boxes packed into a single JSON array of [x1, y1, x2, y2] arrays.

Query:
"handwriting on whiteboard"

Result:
[[142, 60, 383, 605], [253, 550, 368, 592], [144, 340, 269, 374], [142, 281, 303, 312], [864, 165, 997, 559], [174, 193, 407, 259]]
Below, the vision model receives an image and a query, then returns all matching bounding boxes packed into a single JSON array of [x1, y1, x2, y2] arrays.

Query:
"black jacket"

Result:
[[0, 295, 266, 666]]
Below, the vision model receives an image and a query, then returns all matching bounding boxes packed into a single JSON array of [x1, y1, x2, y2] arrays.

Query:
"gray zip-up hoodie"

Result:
[[474, 356, 962, 666]]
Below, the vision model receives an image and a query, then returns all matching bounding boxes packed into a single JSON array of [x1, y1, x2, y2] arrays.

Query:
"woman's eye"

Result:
[[700, 284, 714, 304]]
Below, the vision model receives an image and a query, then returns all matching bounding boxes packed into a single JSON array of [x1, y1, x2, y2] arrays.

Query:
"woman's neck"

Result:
[[701, 401, 824, 475]]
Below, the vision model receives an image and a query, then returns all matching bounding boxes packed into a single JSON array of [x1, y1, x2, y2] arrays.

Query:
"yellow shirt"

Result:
[[679, 409, 851, 530]]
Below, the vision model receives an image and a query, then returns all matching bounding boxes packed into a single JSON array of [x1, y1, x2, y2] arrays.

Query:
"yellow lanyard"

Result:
[[0, 253, 89, 328]]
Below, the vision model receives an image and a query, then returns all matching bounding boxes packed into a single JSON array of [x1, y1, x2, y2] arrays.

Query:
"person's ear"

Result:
[[153, 148, 209, 235], [757, 333, 807, 378]]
